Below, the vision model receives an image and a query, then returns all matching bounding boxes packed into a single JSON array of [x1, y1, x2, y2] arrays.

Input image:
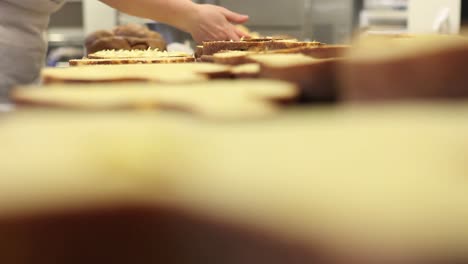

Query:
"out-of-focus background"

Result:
[[47, 0, 467, 64]]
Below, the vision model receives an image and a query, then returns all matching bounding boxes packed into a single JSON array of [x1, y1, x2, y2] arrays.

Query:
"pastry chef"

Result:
[[0, 0, 249, 99]]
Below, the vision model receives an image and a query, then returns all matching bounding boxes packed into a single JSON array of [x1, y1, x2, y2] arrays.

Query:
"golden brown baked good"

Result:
[[84, 30, 114, 48], [86, 37, 132, 55], [85, 24, 167, 55], [112, 23, 161, 39]]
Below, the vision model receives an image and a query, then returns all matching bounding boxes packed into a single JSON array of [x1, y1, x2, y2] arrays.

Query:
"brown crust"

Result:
[[339, 45, 468, 102], [257, 58, 341, 102], [69, 57, 195, 66]]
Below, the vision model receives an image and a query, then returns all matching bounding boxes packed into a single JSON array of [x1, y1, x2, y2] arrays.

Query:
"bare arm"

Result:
[[99, 0, 249, 42]]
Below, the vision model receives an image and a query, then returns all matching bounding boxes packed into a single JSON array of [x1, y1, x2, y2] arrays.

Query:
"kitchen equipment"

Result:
[[47, 0, 86, 65], [217, 0, 361, 43], [408, 0, 461, 34]]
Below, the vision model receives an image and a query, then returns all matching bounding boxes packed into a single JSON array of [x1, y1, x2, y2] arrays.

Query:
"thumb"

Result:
[[219, 7, 249, 24]]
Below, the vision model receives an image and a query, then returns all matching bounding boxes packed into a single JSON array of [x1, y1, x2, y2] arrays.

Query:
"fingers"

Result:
[[226, 27, 240, 41], [191, 26, 239, 43], [218, 7, 249, 24], [189, 5, 249, 42], [234, 27, 250, 39]]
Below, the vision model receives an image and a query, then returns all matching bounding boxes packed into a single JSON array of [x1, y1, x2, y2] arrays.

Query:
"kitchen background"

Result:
[[47, 0, 464, 65]]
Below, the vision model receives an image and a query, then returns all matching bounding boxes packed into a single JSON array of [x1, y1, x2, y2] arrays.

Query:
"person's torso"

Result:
[[0, 0, 66, 93], [3, 0, 65, 15], [0, 0, 66, 48]]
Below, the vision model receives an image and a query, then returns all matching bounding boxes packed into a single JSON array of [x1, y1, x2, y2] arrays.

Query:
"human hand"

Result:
[[185, 4, 250, 43]]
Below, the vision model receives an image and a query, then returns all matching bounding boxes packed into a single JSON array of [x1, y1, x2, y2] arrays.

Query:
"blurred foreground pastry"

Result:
[[340, 34, 468, 102], [0, 103, 468, 263]]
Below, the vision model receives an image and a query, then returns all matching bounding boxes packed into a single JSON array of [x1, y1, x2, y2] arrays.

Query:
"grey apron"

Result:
[[0, 0, 65, 99]]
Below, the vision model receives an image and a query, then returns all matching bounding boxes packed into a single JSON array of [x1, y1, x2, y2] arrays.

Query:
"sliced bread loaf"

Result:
[[202, 39, 322, 56]]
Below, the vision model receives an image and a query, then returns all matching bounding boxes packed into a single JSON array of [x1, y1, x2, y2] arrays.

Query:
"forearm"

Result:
[[100, 0, 198, 32], [99, 0, 249, 42]]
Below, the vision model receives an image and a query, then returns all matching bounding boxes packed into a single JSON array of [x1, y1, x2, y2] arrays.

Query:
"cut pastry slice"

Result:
[[12, 80, 298, 119], [42, 63, 231, 84], [203, 41, 269, 56], [202, 39, 322, 56], [69, 56, 195, 66], [212, 45, 350, 66]]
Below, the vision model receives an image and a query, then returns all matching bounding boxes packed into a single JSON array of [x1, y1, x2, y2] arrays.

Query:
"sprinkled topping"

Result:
[[88, 48, 191, 59]]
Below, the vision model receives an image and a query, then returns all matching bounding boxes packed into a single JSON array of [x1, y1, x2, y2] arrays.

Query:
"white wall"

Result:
[[82, 0, 117, 35], [408, 0, 461, 34]]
